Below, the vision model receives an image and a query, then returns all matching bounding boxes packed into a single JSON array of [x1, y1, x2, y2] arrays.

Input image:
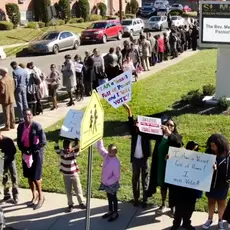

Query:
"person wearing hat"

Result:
[[61, 55, 76, 106], [0, 67, 15, 131]]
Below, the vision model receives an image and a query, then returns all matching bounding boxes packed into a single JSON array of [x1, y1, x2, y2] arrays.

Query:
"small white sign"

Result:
[[137, 115, 163, 135], [60, 109, 83, 140], [202, 17, 230, 43], [97, 71, 132, 108], [165, 147, 216, 192], [74, 62, 83, 73]]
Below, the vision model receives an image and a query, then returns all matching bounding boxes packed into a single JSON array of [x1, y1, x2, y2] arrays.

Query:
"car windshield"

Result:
[[172, 16, 178, 20], [122, 20, 132, 25], [142, 7, 153, 11], [172, 4, 179, 7], [88, 22, 107, 29], [149, 16, 161, 21], [42, 33, 59, 40]]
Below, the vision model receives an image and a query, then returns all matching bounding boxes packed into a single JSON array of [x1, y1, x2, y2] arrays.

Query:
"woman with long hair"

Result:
[[202, 134, 230, 230]]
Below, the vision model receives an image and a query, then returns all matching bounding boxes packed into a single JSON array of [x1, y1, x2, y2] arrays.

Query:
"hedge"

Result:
[[26, 22, 39, 29], [0, 21, 14, 30], [69, 18, 84, 24], [88, 14, 102, 21]]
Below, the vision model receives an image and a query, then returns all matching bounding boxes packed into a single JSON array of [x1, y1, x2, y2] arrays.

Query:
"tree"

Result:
[[129, 0, 139, 14], [5, 3, 20, 28], [125, 2, 131, 14], [58, 0, 71, 23], [97, 2, 107, 17], [74, 0, 89, 21], [33, 0, 51, 23]]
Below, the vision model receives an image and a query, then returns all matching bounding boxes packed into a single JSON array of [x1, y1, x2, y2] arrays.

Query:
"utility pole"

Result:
[[119, 0, 123, 21]]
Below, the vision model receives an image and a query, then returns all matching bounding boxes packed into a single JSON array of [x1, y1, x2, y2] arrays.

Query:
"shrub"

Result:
[[56, 19, 65, 25], [125, 14, 136, 19], [58, 0, 71, 22], [38, 21, 46, 28], [129, 0, 139, 14], [69, 17, 84, 23], [0, 21, 13, 30], [218, 97, 230, 111], [97, 2, 107, 17], [115, 11, 125, 17], [27, 21, 38, 29], [75, 0, 90, 22], [34, 0, 51, 23], [181, 90, 203, 107], [88, 14, 102, 21], [103, 15, 118, 20], [125, 3, 131, 14], [5, 3, 21, 27], [202, 84, 215, 96]]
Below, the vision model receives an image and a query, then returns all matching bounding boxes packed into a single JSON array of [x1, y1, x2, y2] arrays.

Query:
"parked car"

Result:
[[170, 3, 184, 11], [28, 31, 80, 54], [184, 5, 192, 12], [0, 47, 6, 60], [140, 6, 156, 18], [145, 16, 168, 31], [143, 3, 154, 7], [121, 18, 144, 36], [81, 20, 123, 44], [157, 7, 170, 16], [171, 16, 185, 27], [154, 0, 169, 9]]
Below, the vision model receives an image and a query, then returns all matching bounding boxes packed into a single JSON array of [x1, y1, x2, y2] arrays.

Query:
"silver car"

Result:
[[28, 31, 80, 54], [145, 16, 168, 31]]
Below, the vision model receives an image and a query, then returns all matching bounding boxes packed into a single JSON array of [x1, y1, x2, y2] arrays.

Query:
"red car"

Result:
[[81, 20, 123, 44], [184, 5, 192, 13]]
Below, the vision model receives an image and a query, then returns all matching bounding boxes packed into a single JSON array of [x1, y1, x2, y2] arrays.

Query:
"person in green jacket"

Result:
[[157, 118, 183, 215]]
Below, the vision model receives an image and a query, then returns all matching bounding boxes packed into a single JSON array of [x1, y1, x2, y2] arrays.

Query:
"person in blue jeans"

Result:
[[10, 61, 29, 122]]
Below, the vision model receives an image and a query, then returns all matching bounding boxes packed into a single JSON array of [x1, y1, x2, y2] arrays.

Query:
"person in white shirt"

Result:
[[123, 104, 152, 208]]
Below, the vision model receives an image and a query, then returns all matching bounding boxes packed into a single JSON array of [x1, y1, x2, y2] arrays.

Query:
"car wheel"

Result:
[[117, 31, 122, 40], [130, 29, 134, 37], [73, 40, 79, 50], [102, 34, 107, 43], [53, 45, 59, 54]]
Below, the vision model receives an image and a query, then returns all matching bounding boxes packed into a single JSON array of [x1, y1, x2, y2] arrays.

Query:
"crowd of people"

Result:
[[0, 21, 199, 131]]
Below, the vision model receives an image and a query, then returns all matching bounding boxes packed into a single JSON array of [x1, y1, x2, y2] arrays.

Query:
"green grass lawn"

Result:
[[0, 22, 91, 47], [16, 49, 225, 212]]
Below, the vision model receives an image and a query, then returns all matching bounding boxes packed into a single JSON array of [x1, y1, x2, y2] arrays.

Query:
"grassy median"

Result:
[[15, 49, 227, 212]]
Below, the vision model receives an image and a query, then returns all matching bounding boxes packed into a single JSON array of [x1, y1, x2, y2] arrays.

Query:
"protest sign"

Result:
[[165, 147, 216, 192], [137, 116, 163, 135], [60, 109, 83, 140], [96, 71, 132, 108]]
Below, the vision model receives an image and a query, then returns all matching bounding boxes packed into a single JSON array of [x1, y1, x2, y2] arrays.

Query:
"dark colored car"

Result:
[[81, 20, 123, 44]]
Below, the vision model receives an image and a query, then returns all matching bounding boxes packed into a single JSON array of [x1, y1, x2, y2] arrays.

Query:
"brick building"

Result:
[[0, 0, 141, 22]]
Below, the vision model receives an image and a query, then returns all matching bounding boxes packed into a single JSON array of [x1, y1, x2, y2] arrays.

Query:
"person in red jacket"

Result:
[[157, 34, 165, 63]]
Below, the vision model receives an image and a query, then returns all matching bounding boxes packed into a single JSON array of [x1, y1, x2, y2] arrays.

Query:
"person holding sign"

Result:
[[202, 134, 230, 230], [170, 141, 202, 230], [97, 139, 120, 222], [123, 104, 152, 208], [157, 118, 183, 214]]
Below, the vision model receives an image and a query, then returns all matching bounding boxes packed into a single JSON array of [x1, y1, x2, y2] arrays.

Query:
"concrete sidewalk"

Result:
[[0, 49, 198, 141], [3, 188, 221, 230]]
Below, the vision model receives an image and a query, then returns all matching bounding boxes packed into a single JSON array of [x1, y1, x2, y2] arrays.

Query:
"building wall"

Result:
[[0, 0, 141, 21]]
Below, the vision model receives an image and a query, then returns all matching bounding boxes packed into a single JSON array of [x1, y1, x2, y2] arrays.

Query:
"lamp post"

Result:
[[119, 0, 123, 21]]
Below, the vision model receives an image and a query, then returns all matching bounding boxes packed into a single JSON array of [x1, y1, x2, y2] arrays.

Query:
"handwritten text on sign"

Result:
[[137, 115, 163, 135], [96, 71, 132, 108], [60, 109, 83, 140], [165, 147, 216, 192]]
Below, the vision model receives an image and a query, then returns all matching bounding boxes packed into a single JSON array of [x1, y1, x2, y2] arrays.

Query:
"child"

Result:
[[170, 141, 202, 230], [97, 139, 120, 222], [55, 139, 86, 212]]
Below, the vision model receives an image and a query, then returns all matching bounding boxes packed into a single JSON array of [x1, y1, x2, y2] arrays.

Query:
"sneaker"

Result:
[[218, 221, 225, 230], [157, 205, 166, 213], [202, 220, 213, 229], [79, 203, 86, 209], [102, 212, 113, 219], [67, 205, 74, 213]]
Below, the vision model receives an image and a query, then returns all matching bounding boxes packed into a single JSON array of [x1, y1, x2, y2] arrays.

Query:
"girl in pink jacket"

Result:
[[97, 139, 120, 222]]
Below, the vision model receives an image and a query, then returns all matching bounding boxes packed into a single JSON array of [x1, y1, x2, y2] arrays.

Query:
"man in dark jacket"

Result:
[[123, 104, 151, 208], [0, 132, 18, 204]]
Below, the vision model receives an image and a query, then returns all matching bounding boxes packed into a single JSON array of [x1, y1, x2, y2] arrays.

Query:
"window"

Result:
[[65, 32, 73, 38], [59, 32, 66, 40]]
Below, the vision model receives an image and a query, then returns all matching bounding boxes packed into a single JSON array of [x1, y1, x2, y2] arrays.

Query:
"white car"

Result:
[[170, 3, 184, 11], [145, 16, 168, 31], [0, 47, 6, 60], [121, 18, 144, 36], [154, 1, 169, 9], [171, 16, 184, 27]]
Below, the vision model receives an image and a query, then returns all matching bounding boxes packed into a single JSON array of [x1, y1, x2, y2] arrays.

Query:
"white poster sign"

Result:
[[165, 147, 216, 192], [60, 109, 83, 140], [137, 115, 163, 135], [96, 71, 132, 108]]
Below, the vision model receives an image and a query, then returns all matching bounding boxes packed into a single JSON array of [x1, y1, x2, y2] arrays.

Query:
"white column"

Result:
[[215, 47, 230, 99]]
